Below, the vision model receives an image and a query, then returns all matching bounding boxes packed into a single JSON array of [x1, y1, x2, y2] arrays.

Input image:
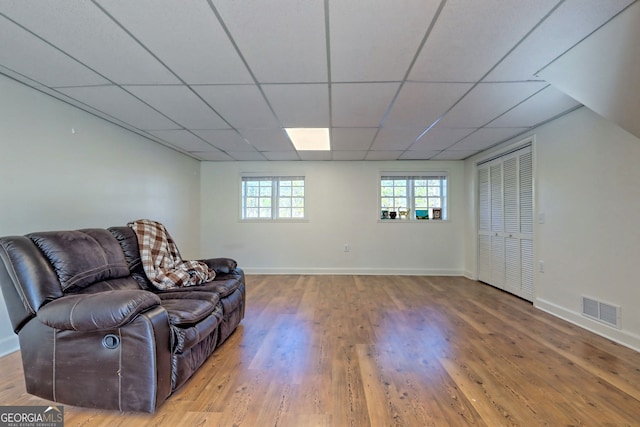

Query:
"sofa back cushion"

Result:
[[28, 229, 130, 291], [108, 226, 153, 290]]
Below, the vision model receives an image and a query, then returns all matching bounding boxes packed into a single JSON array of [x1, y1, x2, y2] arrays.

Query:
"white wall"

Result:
[[464, 107, 640, 351], [201, 160, 465, 275], [0, 75, 201, 355]]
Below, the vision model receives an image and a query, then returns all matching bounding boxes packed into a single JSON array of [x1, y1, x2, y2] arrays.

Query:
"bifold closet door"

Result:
[[477, 146, 534, 301]]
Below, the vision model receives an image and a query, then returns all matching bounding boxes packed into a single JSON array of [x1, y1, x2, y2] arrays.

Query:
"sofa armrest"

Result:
[[198, 257, 237, 274], [37, 290, 161, 332]]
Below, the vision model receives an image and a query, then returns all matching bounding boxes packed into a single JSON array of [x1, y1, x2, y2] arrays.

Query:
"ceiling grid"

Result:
[[0, 0, 634, 161]]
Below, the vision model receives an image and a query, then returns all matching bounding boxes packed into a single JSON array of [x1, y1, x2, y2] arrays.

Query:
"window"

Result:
[[380, 174, 447, 220], [241, 176, 305, 220]]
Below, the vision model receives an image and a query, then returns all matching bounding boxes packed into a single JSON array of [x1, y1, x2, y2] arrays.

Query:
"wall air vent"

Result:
[[582, 296, 621, 329]]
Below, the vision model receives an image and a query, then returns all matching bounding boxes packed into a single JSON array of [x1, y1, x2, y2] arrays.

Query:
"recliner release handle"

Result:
[[102, 334, 120, 349]]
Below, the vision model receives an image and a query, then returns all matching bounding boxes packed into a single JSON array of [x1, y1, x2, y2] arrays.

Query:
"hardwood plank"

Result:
[[1, 275, 639, 426]]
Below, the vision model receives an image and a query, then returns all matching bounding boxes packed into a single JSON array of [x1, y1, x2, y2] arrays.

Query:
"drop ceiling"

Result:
[[0, 0, 634, 161]]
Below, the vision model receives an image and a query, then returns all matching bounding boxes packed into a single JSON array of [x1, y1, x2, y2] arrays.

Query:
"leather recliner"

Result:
[[0, 226, 245, 413]]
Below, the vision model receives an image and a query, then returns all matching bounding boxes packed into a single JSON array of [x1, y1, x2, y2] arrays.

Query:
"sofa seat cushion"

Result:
[[207, 277, 242, 298], [159, 276, 241, 299], [157, 290, 220, 305], [172, 303, 223, 354], [221, 286, 244, 315], [160, 297, 219, 326]]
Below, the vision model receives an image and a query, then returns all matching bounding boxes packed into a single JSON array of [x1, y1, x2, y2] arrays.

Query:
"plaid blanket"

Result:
[[128, 219, 215, 290]]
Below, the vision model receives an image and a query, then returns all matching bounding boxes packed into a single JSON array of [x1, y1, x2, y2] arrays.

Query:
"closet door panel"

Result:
[[490, 164, 503, 232], [521, 238, 534, 299], [490, 235, 505, 289], [503, 157, 519, 234], [478, 234, 491, 283], [520, 151, 533, 234], [505, 236, 521, 294], [478, 167, 490, 232], [477, 145, 534, 302]]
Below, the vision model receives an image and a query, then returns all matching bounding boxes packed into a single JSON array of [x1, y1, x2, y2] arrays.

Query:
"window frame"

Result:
[[240, 175, 306, 221], [378, 172, 448, 222]]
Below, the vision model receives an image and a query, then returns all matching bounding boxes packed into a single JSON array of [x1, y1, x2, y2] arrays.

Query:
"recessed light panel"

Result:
[[285, 128, 330, 151]]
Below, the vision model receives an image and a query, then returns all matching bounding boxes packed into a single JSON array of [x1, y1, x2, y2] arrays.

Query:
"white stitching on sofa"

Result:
[[68, 298, 82, 331], [52, 329, 56, 403], [118, 328, 122, 412]]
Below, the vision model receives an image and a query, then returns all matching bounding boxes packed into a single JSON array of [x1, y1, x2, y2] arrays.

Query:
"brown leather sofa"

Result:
[[0, 226, 245, 412]]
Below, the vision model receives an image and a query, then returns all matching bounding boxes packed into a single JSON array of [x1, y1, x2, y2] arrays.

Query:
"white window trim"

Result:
[[378, 171, 449, 223], [239, 174, 308, 222]]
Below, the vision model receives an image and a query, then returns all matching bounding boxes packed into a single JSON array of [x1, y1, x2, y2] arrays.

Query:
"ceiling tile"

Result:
[[214, 0, 327, 83], [148, 130, 213, 151], [331, 83, 399, 127], [192, 129, 256, 152], [365, 151, 404, 160], [95, 0, 253, 85], [398, 150, 441, 160], [262, 84, 330, 127], [0, 16, 108, 87], [437, 82, 548, 128], [125, 85, 227, 129], [329, 0, 440, 82], [331, 128, 377, 151], [226, 151, 267, 161], [32, 84, 155, 133], [0, 65, 45, 89], [57, 85, 177, 130], [193, 85, 279, 129], [490, 85, 581, 127], [412, 128, 476, 150], [384, 82, 472, 128], [191, 151, 234, 161], [432, 149, 481, 160], [451, 127, 529, 151], [0, 1, 178, 84], [261, 151, 300, 161], [239, 128, 294, 152], [486, 0, 635, 81], [332, 151, 368, 161], [371, 128, 425, 150], [298, 151, 332, 161], [409, 0, 557, 81]]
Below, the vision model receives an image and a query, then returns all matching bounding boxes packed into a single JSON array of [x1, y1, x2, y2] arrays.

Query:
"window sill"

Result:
[[240, 219, 309, 223], [377, 219, 448, 223]]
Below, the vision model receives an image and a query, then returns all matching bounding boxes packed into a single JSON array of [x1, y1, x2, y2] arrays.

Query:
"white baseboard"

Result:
[[535, 298, 640, 353], [463, 270, 477, 280], [0, 334, 19, 357], [243, 267, 465, 276]]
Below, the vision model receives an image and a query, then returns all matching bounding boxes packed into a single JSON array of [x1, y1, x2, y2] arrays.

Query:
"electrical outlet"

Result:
[[344, 243, 349, 252], [539, 260, 544, 273]]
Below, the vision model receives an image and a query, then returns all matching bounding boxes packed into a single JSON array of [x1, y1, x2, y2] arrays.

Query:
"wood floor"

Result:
[[1, 275, 640, 426]]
